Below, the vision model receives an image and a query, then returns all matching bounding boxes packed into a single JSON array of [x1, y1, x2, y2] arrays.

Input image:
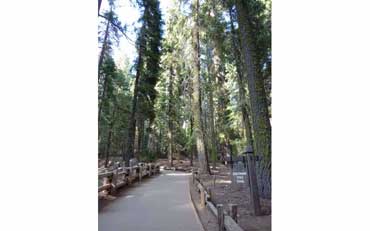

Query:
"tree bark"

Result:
[[137, 116, 145, 160], [190, 116, 194, 167], [123, 39, 144, 166], [228, 5, 254, 148], [97, 14, 112, 124], [192, 0, 210, 174], [236, 0, 271, 159], [158, 127, 162, 156], [206, 45, 217, 169], [104, 107, 116, 167], [98, 70, 110, 124], [98, 16, 111, 81], [168, 65, 174, 166]]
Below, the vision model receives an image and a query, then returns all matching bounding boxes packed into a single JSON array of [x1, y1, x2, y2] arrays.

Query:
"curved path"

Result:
[[99, 170, 204, 231]]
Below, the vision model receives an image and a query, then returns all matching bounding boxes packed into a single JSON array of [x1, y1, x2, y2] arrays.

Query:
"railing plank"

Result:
[[224, 216, 243, 231]]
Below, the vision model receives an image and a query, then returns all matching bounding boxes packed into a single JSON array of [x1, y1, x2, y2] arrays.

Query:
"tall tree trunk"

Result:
[[236, 0, 271, 159], [104, 107, 116, 167], [158, 127, 162, 156], [137, 116, 145, 160], [168, 65, 174, 166], [190, 116, 194, 167], [98, 71, 110, 124], [192, 0, 210, 174], [202, 95, 210, 166], [228, 6, 253, 148], [206, 45, 217, 169], [143, 122, 150, 154], [209, 0, 228, 156], [123, 41, 144, 166], [98, 16, 111, 81], [98, 15, 111, 123]]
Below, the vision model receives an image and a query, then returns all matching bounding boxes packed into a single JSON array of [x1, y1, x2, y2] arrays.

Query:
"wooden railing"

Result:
[[98, 163, 160, 198], [192, 171, 244, 231]]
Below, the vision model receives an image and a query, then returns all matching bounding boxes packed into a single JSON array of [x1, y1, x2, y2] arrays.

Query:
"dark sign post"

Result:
[[245, 146, 261, 216]]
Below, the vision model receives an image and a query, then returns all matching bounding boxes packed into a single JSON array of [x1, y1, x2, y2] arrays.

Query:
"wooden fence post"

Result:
[[200, 188, 206, 208], [217, 204, 225, 231], [246, 146, 262, 216], [139, 166, 142, 182], [228, 204, 238, 223], [111, 170, 118, 194], [102, 177, 110, 186]]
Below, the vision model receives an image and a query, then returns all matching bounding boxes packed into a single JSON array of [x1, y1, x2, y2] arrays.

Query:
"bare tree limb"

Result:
[[99, 14, 135, 45]]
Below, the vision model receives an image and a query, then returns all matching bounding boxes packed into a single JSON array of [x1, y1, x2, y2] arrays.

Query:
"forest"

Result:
[[98, 0, 271, 195]]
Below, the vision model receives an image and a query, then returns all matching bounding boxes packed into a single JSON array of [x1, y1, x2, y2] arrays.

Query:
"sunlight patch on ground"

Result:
[[165, 172, 192, 176], [217, 180, 232, 184], [124, 195, 135, 199]]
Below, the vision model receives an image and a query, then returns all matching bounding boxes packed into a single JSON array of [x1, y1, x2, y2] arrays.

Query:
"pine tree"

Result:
[[124, 0, 162, 165]]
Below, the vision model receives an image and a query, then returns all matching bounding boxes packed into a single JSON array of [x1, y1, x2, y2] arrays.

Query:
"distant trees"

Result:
[[98, 0, 133, 166], [152, 0, 271, 190], [155, 0, 191, 166], [98, 55, 131, 164]]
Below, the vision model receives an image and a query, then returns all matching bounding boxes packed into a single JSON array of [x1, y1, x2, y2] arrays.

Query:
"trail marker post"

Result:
[[228, 204, 238, 223], [217, 204, 225, 231]]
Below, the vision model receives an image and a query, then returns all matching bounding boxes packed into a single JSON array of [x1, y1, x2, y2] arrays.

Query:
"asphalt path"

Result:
[[99, 170, 204, 231]]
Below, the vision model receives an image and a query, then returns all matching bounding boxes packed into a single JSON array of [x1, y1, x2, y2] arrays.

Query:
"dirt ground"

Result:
[[197, 164, 271, 231]]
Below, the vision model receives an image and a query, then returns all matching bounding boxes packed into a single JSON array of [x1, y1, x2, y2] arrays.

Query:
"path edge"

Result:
[[188, 176, 217, 231]]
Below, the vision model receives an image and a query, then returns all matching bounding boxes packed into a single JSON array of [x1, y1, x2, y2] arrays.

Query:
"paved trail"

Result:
[[99, 170, 204, 231]]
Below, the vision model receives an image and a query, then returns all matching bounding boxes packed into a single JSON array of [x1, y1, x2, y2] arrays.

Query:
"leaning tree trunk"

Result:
[[98, 14, 111, 83], [98, 0, 102, 14], [97, 15, 112, 123], [192, 0, 210, 174]]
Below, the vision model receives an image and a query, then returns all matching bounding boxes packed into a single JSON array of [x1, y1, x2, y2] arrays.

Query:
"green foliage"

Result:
[[98, 55, 132, 156], [98, 0, 271, 167], [136, 0, 163, 123]]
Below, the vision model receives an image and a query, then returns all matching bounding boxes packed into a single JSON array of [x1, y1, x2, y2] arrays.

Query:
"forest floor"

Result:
[[157, 158, 193, 172], [198, 166, 271, 231]]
